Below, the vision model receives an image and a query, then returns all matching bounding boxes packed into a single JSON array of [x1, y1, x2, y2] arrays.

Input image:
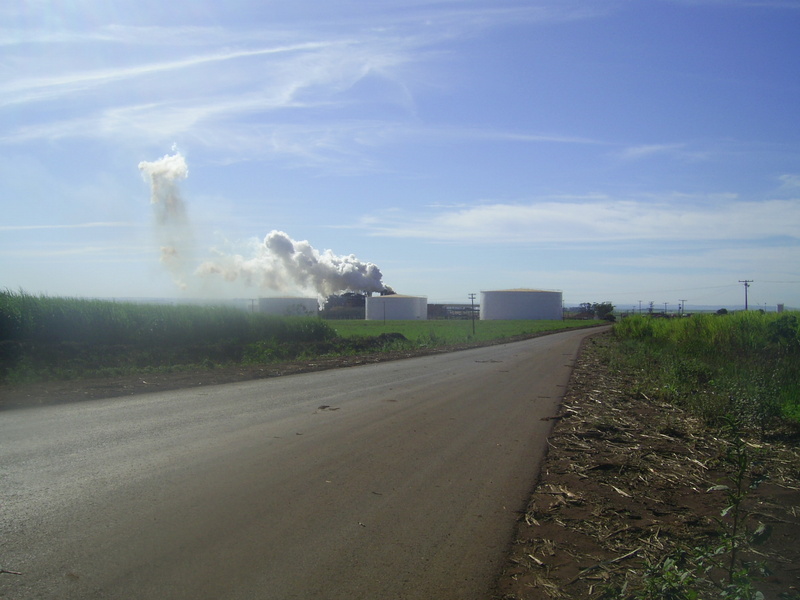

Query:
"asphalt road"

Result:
[[0, 328, 596, 599]]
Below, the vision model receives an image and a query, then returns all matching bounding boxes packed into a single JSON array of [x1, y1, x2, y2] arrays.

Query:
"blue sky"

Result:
[[2, 0, 799, 310]]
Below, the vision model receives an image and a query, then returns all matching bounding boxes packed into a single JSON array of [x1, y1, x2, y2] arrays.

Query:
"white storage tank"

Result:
[[259, 297, 319, 316], [480, 289, 563, 320], [366, 295, 427, 320]]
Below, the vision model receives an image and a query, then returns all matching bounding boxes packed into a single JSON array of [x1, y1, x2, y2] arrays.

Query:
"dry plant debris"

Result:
[[494, 332, 800, 600]]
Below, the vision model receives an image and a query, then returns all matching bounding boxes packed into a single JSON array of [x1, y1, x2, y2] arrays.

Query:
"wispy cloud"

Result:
[[0, 222, 134, 231], [0, 24, 238, 47], [0, 2, 606, 51], [668, 0, 800, 9], [617, 143, 687, 160], [614, 142, 717, 163], [357, 195, 800, 243], [2, 100, 607, 168], [0, 29, 421, 153], [605, 243, 800, 272], [420, 127, 604, 146], [779, 174, 800, 189], [0, 3, 612, 156], [0, 41, 338, 108], [0, 245, 148, 260]]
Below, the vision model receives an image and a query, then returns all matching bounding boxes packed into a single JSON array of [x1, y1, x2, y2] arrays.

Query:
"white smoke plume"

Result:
[[139, 150, 389, 300], [138, 151, 193, 289], [197, 230, 388, 299]]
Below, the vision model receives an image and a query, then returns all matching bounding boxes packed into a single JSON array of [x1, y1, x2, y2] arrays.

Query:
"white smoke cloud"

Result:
[[139, 149, 389, 300], [197, 230, 387, 299], [138, 150, 193, 289]]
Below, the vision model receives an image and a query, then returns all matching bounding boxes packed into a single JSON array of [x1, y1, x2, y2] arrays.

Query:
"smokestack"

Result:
[[139, 150, 390, 300]]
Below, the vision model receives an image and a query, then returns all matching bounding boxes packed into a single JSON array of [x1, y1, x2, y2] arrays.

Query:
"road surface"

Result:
[[0, 328, 596, 599]]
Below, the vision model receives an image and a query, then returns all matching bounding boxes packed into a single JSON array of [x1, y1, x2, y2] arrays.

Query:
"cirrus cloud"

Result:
[[358, 194, 800, 243]]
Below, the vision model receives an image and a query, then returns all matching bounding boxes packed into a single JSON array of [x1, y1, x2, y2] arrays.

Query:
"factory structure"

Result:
[[253, 287, 564, 321], [366, 294, 428, 320], [258, 297, 319, 316]]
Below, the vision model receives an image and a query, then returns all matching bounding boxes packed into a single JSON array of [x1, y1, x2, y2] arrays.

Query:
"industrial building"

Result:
[[259, 297, 319, 316], [480, 289, 563, 320], [365, 294, 427, 320]]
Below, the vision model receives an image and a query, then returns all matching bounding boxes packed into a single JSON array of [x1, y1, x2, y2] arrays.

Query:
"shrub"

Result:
[[611, 312, 800, 430]]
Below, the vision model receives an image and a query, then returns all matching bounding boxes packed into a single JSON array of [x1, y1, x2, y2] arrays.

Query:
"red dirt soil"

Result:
[[493, 332, 800, 600]]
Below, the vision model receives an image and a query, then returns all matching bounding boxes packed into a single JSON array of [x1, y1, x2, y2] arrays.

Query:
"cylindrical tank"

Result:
[[259, 297, 319, 316], [480, 289, 563, 320], [365, 295, 427, 320]]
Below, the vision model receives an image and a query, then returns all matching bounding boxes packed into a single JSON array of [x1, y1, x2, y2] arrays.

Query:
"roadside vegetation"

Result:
[[609, 312, 800, 599], [605, 313, 800, 599], [0, 290, 335, 383], [498, 313, 800, 600], [609, 311, 800, 427], [0, 290, 598, 385]]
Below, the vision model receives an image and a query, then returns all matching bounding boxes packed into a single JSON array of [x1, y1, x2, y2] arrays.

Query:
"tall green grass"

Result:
[[329, 319, 596, 346], [1, 290, 334, 346], [0, 290, 335, 383], [610, 312, 800, 429]]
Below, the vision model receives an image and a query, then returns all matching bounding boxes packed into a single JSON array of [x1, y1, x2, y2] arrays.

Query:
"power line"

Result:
[[594, 284, 741, 297]]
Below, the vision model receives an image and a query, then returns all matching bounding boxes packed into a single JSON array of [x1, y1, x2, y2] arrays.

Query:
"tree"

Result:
[[578, 302, 615, 321], [593, 302, 615, 320], [592, 302, 614, 319]]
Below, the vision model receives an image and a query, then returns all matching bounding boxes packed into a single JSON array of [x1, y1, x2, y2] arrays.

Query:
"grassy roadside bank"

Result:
[[611, 312, 800, 426], [0, 290, 599, 386], [497, 315, 800, 600]]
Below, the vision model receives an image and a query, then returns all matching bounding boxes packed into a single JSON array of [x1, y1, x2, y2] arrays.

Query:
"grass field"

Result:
[[329, 318, 594, 345], [0, 290, 600, 384]]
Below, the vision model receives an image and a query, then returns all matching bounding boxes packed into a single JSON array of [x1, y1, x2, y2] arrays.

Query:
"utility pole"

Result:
[[664, 302, 668, 314], [468, 293, 476, 335], [739, 280, 753, 310], [638, 300, 642, 314], [679, 299, 687, 315]]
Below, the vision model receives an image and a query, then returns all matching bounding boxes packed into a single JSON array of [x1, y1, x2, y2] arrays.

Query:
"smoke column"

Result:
[[138, 151, 193, 289], [197, 230, 388, 298], [139, 150, 389, 300]]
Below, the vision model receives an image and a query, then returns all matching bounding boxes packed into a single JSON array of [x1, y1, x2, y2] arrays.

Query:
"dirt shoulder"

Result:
[[493, 331, 800, 599]]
